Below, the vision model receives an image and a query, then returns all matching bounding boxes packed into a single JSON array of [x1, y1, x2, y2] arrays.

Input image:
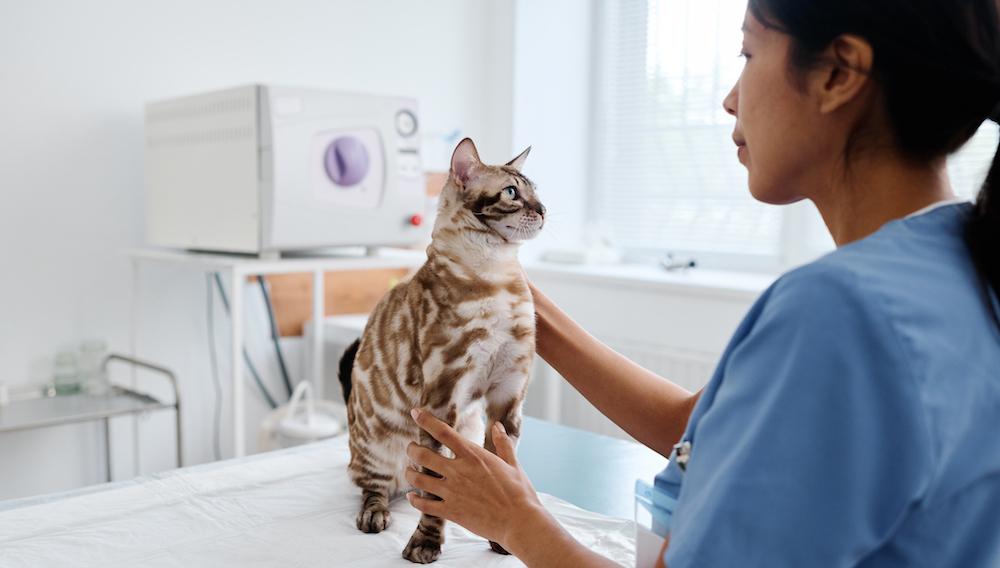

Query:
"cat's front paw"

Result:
[[356, 506, 391, 533], [402, 536, 442, 564], [489, 540, 511, 555]]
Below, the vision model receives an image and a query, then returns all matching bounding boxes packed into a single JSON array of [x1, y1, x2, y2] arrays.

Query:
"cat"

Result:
[[337, 138, 545, 564]]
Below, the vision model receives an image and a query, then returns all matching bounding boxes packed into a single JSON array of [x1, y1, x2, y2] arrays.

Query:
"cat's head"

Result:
[[437, 138, 545, 243]]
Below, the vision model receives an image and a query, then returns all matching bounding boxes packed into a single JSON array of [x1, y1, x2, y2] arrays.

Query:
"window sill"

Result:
[[524, 261, 777, 302]]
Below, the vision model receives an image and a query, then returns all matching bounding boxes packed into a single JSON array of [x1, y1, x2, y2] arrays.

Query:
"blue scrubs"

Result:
[[657, 202, 1000, 567]]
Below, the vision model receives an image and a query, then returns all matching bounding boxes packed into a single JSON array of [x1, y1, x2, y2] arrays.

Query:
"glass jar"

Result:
[[53, 351, 81, 395], [79, 340, 110, 396]]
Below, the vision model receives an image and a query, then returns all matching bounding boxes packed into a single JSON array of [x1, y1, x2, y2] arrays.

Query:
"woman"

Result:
[[406, 0, 1000, 565]]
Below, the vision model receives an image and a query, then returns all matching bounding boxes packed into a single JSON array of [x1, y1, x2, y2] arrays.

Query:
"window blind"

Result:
[[592, 0, 1000, 260], [593, 0, 779, 257]]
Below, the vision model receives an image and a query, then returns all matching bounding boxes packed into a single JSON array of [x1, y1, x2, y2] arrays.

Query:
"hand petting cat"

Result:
[[405, 408, 545, 550], [406, 409, 622, 568]]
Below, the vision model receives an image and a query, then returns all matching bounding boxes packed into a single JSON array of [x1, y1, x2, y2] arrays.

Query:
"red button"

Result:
[[409, 214, 423, 227]]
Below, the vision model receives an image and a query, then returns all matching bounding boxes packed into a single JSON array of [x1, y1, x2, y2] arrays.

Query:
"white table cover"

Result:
[[0, 436, 636, 567]]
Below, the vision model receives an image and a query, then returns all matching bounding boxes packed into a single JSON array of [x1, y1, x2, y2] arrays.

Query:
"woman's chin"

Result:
[[747, 178, 804, 205]]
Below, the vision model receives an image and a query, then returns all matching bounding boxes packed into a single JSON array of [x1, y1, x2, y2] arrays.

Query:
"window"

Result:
[[591, 0, 1000, 270]]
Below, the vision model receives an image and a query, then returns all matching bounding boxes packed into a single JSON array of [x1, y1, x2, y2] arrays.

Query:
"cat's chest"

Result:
[[459, 297, 529, 370], [465, 292, 528, 324], [474, 296, 509, 325], [454, 291, 532, 343]]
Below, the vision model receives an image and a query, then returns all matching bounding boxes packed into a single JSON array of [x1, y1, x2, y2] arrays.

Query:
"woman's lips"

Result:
[[733, 132, 747, 164], [735, 140, 747, 164]]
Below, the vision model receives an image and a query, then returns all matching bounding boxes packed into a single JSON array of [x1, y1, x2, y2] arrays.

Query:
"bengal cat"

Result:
[[338, 138, 545, 564]]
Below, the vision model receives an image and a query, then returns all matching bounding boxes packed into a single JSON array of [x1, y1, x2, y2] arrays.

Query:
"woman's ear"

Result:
[[450, 138, 485, 188], [812, 34, 874, 115]]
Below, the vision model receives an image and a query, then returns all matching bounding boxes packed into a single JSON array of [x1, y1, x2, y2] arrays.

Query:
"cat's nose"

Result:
[[528, 201, 545, 216]]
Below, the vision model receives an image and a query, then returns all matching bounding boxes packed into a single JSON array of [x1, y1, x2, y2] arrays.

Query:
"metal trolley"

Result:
[[0, 354, 182, 482]]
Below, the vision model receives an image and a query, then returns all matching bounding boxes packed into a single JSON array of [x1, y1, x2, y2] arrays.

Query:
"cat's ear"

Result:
[[450, 138, 485, 188], [505, 146, 531, 172]]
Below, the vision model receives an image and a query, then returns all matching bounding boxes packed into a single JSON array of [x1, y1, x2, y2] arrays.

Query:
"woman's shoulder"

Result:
[[745, 247, 920, 364], [752, 209, 998, 391], [764, 203, 983, 329], [759, 256, 872, 322]]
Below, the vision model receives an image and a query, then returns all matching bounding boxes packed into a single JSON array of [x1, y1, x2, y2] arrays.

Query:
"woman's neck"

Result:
[[811, 153, 956, 246]]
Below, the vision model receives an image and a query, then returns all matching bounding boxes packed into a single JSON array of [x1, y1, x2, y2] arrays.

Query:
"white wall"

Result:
[[0, 0, 515, 500], [511, 0, 594, 261]]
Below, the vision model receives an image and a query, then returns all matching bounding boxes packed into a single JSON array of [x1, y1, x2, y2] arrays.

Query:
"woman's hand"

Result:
[[405, 408, 551, 551]]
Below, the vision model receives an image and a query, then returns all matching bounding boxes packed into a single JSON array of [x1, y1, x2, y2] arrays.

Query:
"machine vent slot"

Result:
[[146, 90, 257, 148], [146, 94, 255, 122], [146, 126, 256, 148]]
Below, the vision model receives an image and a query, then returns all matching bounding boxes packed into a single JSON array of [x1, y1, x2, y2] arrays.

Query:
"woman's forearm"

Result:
[[532, 283, 700, 457], [507, 503, 623, 568]]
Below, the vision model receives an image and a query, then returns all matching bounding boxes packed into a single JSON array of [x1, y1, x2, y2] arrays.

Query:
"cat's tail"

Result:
[[337, 338, 361, 404]]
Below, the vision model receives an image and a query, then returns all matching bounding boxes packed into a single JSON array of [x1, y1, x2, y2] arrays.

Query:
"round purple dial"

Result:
[[324, 136, 370, 186]]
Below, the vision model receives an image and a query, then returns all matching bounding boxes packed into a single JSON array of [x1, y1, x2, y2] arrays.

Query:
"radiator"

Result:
[[525, 335, 718, 442]]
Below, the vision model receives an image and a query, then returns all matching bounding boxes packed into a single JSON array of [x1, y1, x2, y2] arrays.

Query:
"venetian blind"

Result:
[[592, 0, 999, 260]]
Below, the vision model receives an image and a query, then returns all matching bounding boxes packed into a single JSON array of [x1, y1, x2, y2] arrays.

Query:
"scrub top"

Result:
[[657, 201, 1000, 567]]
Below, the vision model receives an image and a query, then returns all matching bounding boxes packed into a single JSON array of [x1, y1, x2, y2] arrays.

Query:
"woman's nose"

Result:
[[723, 81, 738, 117]]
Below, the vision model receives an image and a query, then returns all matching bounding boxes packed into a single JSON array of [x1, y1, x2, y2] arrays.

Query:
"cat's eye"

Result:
[[502, 186, 518, 199]]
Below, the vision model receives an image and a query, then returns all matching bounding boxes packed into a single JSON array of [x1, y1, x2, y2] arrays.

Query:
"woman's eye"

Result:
[[738, 50, 751, 60], [502, 186, 518, 199]]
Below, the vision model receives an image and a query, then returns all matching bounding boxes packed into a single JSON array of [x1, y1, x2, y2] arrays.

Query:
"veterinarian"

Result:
[[407, 0, 1000, 565]]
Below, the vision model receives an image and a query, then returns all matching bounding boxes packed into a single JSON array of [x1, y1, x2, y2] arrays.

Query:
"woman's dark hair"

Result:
[[747, 0, 1000, 327]]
